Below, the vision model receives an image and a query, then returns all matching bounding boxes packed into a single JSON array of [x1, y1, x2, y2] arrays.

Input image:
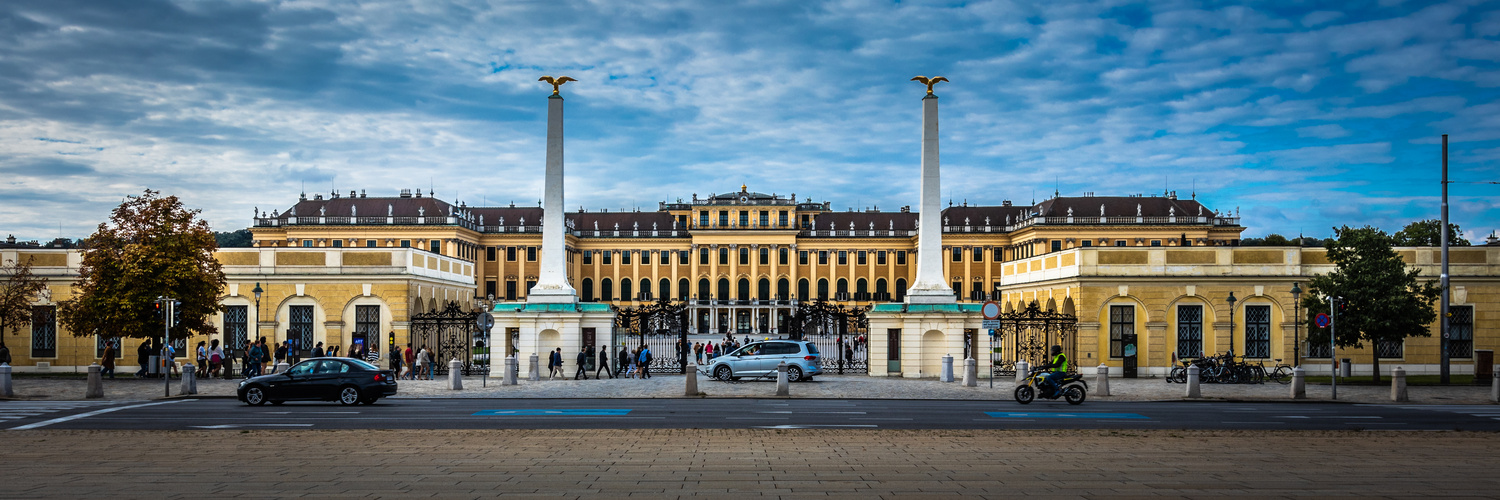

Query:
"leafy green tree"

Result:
[[213, 229, 253, 248], [1300, 226, 1440, 382], [59, 190, 226, 343], [0, 257, 49, 352], [1262, 234, 1290, 246], [1394, 219, 1469, 246]]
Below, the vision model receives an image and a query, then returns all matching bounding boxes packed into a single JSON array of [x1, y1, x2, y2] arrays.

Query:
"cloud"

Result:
[[1296, 124, 1351, 139]]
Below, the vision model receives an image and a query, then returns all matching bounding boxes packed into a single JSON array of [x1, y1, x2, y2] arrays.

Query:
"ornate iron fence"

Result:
[[990, 301, 1078, 378], [410, 301, 483, 375], [612, 299, 689, 374], [786, 299, 869, 374]]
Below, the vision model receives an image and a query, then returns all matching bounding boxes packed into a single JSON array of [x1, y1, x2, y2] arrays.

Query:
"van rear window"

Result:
[[805, 343, 819, 354]]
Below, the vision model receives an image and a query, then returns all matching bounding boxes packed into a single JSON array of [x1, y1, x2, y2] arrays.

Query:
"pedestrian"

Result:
[[195, 341, 208, 377], [135, 339, 151, 377], [247, 340, 265, 377], [595, 345, 613, 379], [403, 343, 415, 379], [638, 345, 652, 379], [0, 340, 10, 367], [163, 341, 178, 377], [625, 347, 637, 378], [365, 344, 380, 364], [575, 346, 589, 380], [695, 342, 704, 364], [415, 346, 428, 379], [548, 347, 563, 379], [208, 339, 223, 378], [389, 342, 402, 376], [274, 341, 287, 368], [705, 341, 714, 361], [328, 344, 340, 358], [313, 341, 325, 358], [617, 344, 629, 377], [100, 341, 116, 379], [424, 347, 435, 380]]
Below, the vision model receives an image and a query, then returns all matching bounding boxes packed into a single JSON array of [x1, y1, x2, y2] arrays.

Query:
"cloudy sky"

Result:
[[1, 0, 1497, 241]]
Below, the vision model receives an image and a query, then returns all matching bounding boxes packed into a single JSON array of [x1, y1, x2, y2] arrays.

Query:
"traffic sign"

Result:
[[1314, 313, 1330, 328], [981, 301, 1002, 320], [982, 319, 1002, 329]]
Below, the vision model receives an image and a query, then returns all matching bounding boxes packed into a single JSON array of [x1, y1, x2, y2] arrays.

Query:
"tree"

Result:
[[59, 190, 226, 343], [1300, 226, 1440, 382], [1394, 219, 1469, 246], [213, 229, 253, 248], [1262, 234, 1290, 246], [0, 257, 49, 351]]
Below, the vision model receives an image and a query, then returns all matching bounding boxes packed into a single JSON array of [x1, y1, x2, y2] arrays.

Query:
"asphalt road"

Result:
[[7, 398, 1500, 431]]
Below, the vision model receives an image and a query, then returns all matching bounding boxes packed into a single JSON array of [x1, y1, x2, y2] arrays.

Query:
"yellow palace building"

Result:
[[3, 186, 1496, 377]]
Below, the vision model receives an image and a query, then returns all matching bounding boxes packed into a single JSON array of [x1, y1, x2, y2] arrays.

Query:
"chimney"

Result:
[[399, 189, 412, 198]]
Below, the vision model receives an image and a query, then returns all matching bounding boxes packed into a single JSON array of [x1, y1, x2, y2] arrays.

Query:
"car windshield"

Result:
[[345, 358, 380, 371]]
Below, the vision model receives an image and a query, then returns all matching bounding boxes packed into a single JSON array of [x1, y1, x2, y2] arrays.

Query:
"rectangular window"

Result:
[[355, 305, 380, 343], [877, 251, 887, 265], [778, 211, 788, 227], [289, 305, 314, 355], [303, 240, 314, 248], [332, 240, 343, 248], [759, 248, 768, 265], [1244, 305, 1270, 358], [700, 248, 709, 265], [678, 250, 688, 265], [779, 248, 789, 266], [1176, 305, 1203, 359], [838, 251, 848, 265], [1151, 240, 1162, 247], [720, 248, 729, 265], [739, 211, 749, 226], [526, 247, 537, 261], [718, 211, 729, 226], [504, 246, 515, 261], [951, 247, 961, 262], [759, 211, 769, 226], [365, 239, 375, 248], [223, 305, 248, 354], [1109, 305, 1134, 359], [1449, 305, 1474, 359], [699, 211, 709, 226], [485, 280, 497, 298], [993, 248, 1004, 261], [896, 251, 907, 265], [525, 280, 536, 294], [819, 251, 829, 265], [506, 281, 517, 300], [972, 247, 983, 261], [739, 247, 749, 265], [639, 250, 650, 265], [487, 247, 497, 261], [1115, 240, 1126, 247], [1081, 240, 1092, 248], [858, 251, 867, 265], [951, 282, 962, 299], [29, 305, 55, 358], [799, 251, 809, 265], [622, 251, 632, 266], [430, 240, 440, 254], [661, 250, 670, 264], [1376, 339, 1404, 359], [602, 251, 613, 265], [1051, 240, 1062, 252], [582, 251, 592, 265]]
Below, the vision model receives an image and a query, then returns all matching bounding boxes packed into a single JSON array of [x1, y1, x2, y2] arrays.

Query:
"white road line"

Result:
[[8, 400, 191, 431]]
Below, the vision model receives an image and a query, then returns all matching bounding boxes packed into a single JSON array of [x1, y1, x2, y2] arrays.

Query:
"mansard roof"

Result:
[[1036, 196, 1215, 218], [809, 211, 918, 231]]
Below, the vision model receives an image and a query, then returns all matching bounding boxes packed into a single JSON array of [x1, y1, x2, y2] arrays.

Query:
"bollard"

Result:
[[0, 363, 11, 398], [1095, 364, 1110, 397], [940, 354, 954, 382], [528, 353, 540, 382], [274, 362, 289, 374], [1014, 361, 1029, 385], [448, 359, 463, 390], [1492, 365, 1498, 403], [504, 355, 519, 386], [1291, 367, 1306, 399], [86, 363, 104, 399], [685, 362, 698, 396], [776, 361, 790, 397], [1186, 364, 1201, 398], [962, 358, 977, 387], [178, 363, 196, 396], [1391, 366, 1408, 402]]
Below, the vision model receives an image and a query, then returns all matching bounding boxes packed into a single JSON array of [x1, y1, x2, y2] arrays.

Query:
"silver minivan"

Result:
[[707, 340, 821, 382]]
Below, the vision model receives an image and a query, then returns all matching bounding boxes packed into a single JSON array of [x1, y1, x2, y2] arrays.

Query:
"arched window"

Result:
[[856, 278, 868, 300], [798, 279, 810, 301], [895, 278, 907, 302], [777, 278, 790, 300], [837, 278, 849, 295], [737, 278, 750, 300], [601, 278, 614, 301], [698, 278, 711, 300], [660, 278, 671, 300], [620, 278, 633, 301], [679, 278, 690, 300], [817, 279, 829, 299], [638, 278, 651, 300], [757, 278, 771, 301], [581, 278, 595, 302], [717, 278, 730, 301], [876, 278, 888, 294]]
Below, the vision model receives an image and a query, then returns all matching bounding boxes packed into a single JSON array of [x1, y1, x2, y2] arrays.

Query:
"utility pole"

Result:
[[1440, 134, 1450, 385], [1331, 297, 1339, 401]]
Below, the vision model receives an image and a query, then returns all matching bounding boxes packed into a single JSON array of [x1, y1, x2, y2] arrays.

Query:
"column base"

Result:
[[904, 288, 957, 305]]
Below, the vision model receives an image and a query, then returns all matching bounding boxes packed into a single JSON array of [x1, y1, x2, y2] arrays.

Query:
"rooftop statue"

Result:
[[538, 75, 577, 96], [910, 75, 949, 96]]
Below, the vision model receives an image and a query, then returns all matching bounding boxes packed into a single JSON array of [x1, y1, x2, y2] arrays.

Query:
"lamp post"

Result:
[[251, 282, 262, 378], [1289, 283, 1302, 367], [1226, 291, 1237, 357]]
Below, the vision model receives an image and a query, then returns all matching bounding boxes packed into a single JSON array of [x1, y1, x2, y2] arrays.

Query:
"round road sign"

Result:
[[1314, 313, 1331, 328], [981, 301, 1002, 320]]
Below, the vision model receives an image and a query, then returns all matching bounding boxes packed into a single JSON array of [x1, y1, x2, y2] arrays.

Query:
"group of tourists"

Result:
[[386, 343, 435, 380], [540, 344, 654, 380], [693, 338, 744, 364]]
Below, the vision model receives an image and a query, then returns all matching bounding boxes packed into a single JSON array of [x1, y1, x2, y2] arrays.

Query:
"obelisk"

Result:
[[906, 76, 956, 304], [528, 77, 577, 303]]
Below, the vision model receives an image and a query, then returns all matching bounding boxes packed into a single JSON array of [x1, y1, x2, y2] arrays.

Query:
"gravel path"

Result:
[[6, 371, 1495, 404]]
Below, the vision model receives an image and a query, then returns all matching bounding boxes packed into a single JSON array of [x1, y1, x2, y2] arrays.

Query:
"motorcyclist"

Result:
[[1036, 345, 1069, 397]]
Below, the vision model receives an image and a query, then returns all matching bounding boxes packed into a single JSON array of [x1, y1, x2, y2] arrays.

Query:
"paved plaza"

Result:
[[5, 372, 1495, 405], [3, 429, 1498, 498]]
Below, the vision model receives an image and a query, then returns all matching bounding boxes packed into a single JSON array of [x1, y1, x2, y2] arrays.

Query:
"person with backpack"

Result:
[[207, 339, 223, 378], [247, 340, 265, 377], [638, 345, 652, 379]]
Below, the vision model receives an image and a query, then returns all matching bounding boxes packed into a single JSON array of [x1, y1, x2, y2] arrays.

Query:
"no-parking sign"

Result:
[[1314, 313, 1331, 328]]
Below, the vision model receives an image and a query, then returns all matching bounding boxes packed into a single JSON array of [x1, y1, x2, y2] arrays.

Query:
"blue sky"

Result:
[[1, 0, 1497, 241]]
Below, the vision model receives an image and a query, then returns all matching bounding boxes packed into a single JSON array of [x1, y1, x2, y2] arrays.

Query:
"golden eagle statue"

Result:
[[910, 75, 949, 96], [539, 75, 577, 96]]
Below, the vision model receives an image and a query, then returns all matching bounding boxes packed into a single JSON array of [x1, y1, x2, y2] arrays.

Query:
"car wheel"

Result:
[[714, 365, 732, 381], [338, 385, 362, 406], [244, 386, 267, 406], [785, 365, 803, 382]]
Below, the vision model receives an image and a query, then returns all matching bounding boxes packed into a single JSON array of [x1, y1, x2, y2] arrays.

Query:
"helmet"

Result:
[[1050, 345, 1063, 355]]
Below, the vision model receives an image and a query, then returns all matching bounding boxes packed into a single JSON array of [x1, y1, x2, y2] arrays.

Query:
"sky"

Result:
[[1, 0, 1497, 242]]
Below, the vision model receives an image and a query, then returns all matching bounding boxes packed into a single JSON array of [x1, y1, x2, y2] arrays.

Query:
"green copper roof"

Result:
[[870, 303, 981, 313], [492, 302, 614, 313]]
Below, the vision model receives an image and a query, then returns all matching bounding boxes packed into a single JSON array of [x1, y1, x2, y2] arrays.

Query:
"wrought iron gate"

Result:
[[612, 299, 689, 374], [787, 299, 869, 374], [990, 301, 1078, 378], [410, 301, 482, 375]]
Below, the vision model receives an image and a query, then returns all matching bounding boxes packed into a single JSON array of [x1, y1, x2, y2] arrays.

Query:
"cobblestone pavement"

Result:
[[3, 429, 1497, 498], [5, 372, 1496, 405]]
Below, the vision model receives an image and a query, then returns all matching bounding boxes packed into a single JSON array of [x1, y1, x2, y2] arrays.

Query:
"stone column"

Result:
[[529, 94, 577, 303], [906, 92, 955, 304]]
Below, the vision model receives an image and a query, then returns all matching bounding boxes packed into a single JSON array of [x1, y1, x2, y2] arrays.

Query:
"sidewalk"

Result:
[[6, 371, 1495, 404]]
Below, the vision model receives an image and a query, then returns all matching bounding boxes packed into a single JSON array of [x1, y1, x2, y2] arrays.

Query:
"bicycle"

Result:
[[1262, 359, 1295, 384]]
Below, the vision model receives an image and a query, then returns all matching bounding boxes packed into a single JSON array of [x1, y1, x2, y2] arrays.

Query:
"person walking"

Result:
[[163, 341, 178, 377], [595, 345, 613, 379], [424, 347, 435, 380], [415, 346, 428, 379], [247, 340, 264, 378], [402, 344, 415, 380], [327, 344, 340, 358], [548, 347, 563, 380], [100, 341, 116, 379], [617, 344, 629, 377], [638, 345, 652, 379], [625, 347, 637, 379], [135, 339, 151, 378], [207, 339, 223, 378], [574, 346, 589, 380], [312, 342, 325, 358]]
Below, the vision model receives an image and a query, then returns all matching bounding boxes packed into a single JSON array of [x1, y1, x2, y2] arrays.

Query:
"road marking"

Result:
[[752, 425, 878, 429], [189, 424, 315, 429], [8, 400, 190, 431], [756, 411, 867, 414], [473, 409, 631, 416], [1220, 422, 1286, 425], [1272, 416, 1382, 419], [984, 412, 1149, 420], [262, 411, 360, 415]]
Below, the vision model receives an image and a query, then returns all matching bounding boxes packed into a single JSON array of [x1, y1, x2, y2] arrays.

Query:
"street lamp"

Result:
[[251, 282, 262, 379], [1226, 291, 1237, 357], [1289, 283, 1302, 367]]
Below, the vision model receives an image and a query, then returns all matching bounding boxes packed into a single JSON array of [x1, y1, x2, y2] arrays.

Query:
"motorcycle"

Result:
[[1014, 367, 1088, 405]]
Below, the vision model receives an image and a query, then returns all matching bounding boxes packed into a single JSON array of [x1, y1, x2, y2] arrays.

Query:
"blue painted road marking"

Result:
[[986, 412, 1149, 419], [474, 409, 632, 416]]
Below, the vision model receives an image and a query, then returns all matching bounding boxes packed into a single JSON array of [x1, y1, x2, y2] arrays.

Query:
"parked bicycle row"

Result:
[[1167, 352, 1295, 385]]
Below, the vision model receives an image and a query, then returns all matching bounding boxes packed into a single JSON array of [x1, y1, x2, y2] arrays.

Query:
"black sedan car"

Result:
[[238, 358, 398, 405]]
